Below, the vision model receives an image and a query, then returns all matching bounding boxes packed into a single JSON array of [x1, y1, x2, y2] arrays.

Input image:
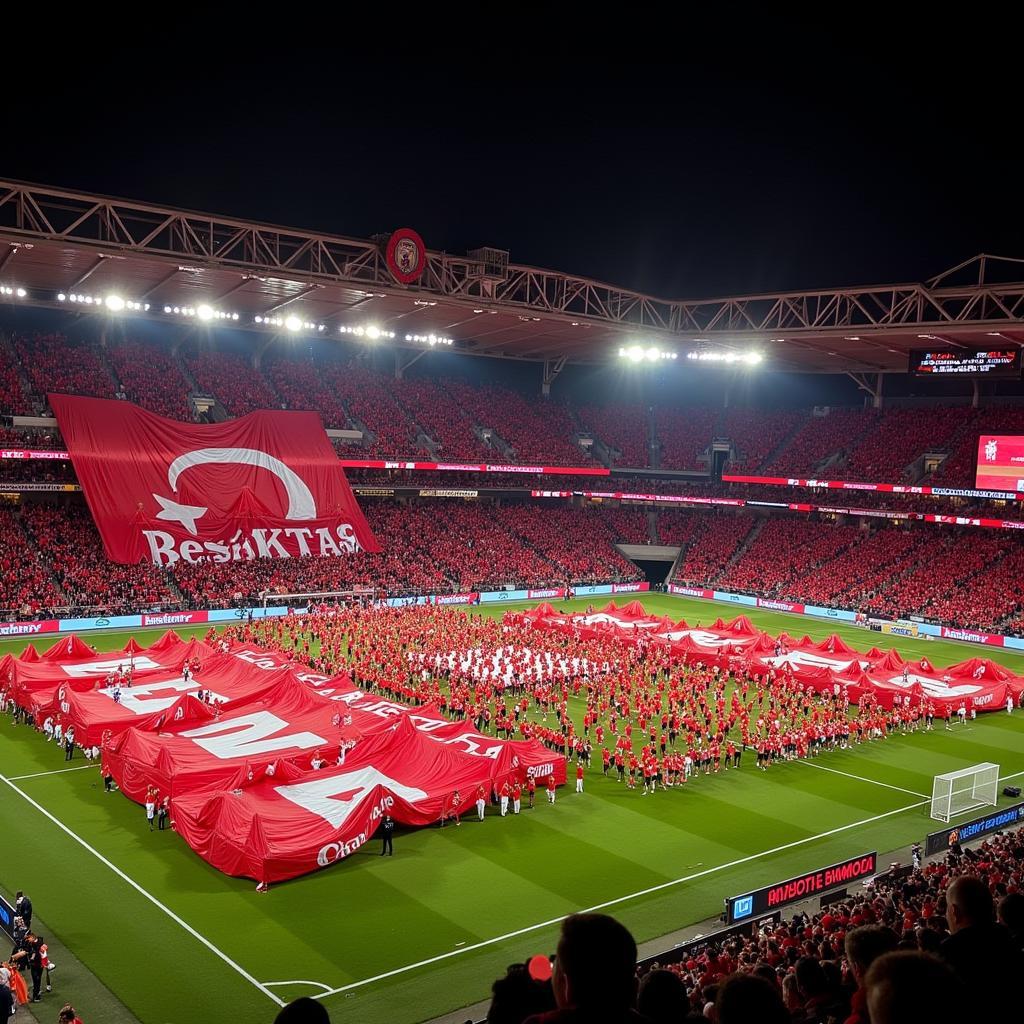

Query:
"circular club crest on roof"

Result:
[[385, 227, 426, 284]]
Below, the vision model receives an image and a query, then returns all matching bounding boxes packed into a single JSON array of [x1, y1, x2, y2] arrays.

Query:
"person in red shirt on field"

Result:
[[527, 773, 536, 809], [512, 780, 522, 814], [575, 762, 585, 794], [547, 773, 557, 804], [442, 789, 461, 827], [476, 783, 487, 822]]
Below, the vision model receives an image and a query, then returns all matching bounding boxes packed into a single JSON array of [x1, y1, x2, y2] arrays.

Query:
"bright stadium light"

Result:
[[16, 287, 26, 298], [686, 350, 764, 365], [618, 344, 675, 363], [340, 324, 397, 339], [285, 315, 302, 332], [405, 333, 453, 346], [105, 294, 126, 312], [197, 304, 214, 321]]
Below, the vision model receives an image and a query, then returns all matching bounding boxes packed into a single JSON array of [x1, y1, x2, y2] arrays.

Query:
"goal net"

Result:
[[930, 763, 1000, 823], [258, 588, 383, 611]]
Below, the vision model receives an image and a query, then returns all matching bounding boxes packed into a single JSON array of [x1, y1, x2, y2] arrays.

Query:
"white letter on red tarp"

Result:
[[181, 711, 326, 759], [275, 766, 427, 828], [62, 656, 162, 678], [98, 677, 203, 715]]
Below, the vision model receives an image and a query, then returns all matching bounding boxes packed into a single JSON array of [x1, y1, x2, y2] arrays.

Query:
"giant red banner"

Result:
[[4, 633, 565, 882], [513, 602, 1024, 713], [49, 396, 380, 565]]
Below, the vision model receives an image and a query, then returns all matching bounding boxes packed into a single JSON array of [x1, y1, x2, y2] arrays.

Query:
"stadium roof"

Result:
[[1, 179, 1023, 373]]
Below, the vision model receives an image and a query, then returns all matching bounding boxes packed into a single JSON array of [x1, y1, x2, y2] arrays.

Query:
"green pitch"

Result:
[[2, 594, 1023, 1024]]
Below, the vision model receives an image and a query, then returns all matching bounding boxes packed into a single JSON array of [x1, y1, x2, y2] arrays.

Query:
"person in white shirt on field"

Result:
[[1008, 696, 1015, 715], [42, 715, 54, 742]]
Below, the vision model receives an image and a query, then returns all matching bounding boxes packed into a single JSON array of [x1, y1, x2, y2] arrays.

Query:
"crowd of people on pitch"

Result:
[[1, 889, 85, 1023], [221, 603, 927, 798]]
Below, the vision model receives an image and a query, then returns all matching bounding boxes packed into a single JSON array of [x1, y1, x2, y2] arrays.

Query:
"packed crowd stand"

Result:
[[669, 512, 1024, 632], [4, 330, 1024, 488], [0, 499, 645, 620]]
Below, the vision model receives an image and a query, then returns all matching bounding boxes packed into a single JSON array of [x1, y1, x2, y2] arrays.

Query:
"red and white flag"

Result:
[[50, 395, 380, 564]]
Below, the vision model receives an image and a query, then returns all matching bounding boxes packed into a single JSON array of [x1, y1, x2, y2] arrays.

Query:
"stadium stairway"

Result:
[[844, 532, 957, 607], [754, 410, 812, 472], [172, 350, 200, 392], [715, 516, 765, 582], [815, 412, 883, 475], [905, 538, 1014, 620], [93, 341, 122, 392], [339, 399, 375, 447], [0, 331, 38, 415], [647, 406, 660, 469]]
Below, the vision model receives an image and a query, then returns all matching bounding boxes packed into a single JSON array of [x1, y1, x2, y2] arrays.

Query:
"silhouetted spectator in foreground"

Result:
[[843, 925, 897, 1024], [487, 962, 556, 1024], [795, 955, 847, 1023], [273, 997, 330, 1024], [998, 890, 1024, 952], [714, 973, 789, 1024], [523, 914, 644, 1024], [940, 874, 1022, 1020], [636, 969, 687, 1024], [864, 951, 965, 1024]]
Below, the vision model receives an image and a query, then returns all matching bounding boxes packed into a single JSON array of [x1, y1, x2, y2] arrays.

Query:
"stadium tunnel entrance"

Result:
[[616, 544, 680, 588]]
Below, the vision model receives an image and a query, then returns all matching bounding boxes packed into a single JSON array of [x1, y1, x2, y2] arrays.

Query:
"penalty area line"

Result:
[[0, 771, 284, 1008], [8, 764, 96, 781], [314, 796, 929, 999], [792, 759, 927, 798], [263, 980, 334, 994]]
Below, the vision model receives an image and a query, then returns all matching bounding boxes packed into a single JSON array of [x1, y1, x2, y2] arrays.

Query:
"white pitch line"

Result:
[[263, 980, 333, 994], [8, 764, 96, 781], [0, 772, 284, 1008], [312, 796, 929, 998], [793, 759, 927, 798]]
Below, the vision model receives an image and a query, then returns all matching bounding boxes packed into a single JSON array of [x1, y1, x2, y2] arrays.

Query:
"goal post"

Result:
[[258, 588, 382, 610], [930, 763, 1000, 823]]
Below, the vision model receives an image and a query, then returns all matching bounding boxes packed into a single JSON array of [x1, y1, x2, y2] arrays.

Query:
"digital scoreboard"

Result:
[[910, 349, 1022, 377]]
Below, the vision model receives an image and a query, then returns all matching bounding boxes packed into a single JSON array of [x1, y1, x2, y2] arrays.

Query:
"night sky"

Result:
[[9, 26, 1022, 302]]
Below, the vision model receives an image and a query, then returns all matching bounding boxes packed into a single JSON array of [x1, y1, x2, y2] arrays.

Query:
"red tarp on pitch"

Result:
[[36, 646, 291, 747], [25, 637, 567, 882], [172, 713, 562, 881], [16, 634, 565, 881], [50, 394, 379, 565], [513, 605, 1024, 711], [5, 634, 213, 721]]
